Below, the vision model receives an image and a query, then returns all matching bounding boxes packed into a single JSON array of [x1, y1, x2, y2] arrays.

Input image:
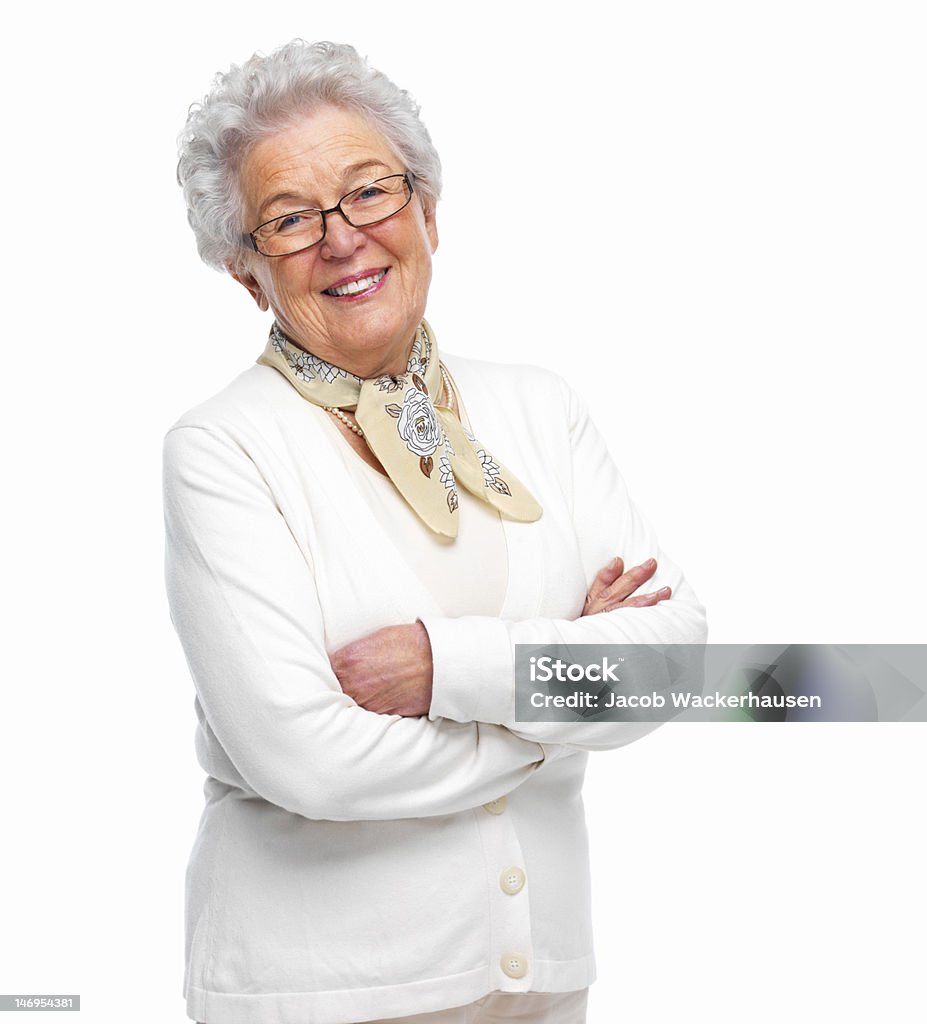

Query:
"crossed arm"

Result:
[[332, 556, 672, 717]]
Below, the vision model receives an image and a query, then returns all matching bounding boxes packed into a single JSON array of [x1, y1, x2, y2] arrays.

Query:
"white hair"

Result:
[[177, 40, 442, 273]]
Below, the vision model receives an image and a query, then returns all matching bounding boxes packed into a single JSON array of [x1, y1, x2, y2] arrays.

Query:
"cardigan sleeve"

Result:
[[422, 377, 707, 750], [164, 423, 551, 823]]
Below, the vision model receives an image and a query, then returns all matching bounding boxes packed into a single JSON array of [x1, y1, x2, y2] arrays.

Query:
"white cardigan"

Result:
[[163, 353, 707, 1024]]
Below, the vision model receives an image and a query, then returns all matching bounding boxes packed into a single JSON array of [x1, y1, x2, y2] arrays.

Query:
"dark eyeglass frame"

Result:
[[244, 172, 415, 257]]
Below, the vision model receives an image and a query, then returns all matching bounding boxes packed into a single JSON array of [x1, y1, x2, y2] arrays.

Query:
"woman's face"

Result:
[[235, 105, 438, 378]]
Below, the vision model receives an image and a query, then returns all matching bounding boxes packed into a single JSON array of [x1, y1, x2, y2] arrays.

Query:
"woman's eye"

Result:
[[356, 186, 385, 201], [275, 213, 305, 234]]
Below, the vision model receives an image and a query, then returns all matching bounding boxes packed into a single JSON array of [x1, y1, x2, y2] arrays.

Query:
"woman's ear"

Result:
[[229, 265, 270, 311], [424, 206, 439, 254]]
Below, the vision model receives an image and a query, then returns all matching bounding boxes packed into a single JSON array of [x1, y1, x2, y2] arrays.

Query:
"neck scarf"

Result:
[[257, 320, 542, 538]]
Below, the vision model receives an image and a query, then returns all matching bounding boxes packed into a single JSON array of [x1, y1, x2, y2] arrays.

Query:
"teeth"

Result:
[[325, 270, 386, 296]]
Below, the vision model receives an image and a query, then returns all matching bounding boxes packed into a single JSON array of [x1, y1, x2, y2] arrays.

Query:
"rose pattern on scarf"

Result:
[[375, 375, 404, 393], [395, 386, 442, 477]]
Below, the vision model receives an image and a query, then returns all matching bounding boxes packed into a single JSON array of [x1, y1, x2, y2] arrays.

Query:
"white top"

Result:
[[163, 353, 707, 1024], [337, 418, 509, 617]]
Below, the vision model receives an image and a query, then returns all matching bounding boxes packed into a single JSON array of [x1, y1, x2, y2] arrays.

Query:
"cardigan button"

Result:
[[500, 952, 529, 979], [499, 866, 526, 895], [482, 796, 508, 815]]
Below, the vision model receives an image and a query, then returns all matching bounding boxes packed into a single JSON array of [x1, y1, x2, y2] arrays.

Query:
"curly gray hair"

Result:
[[177, 40, 442, 273]]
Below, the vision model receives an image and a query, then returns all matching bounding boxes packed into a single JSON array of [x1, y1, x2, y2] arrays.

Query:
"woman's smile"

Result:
[[322, 265, 389, 299]]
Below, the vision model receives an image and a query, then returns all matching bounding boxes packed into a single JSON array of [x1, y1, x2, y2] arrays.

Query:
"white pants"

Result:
[[366, 988, 588, 1023]]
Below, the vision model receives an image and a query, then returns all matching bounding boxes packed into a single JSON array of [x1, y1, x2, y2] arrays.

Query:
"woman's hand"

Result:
[[581, 556, 672, 616], [331, 623, 434, 717]]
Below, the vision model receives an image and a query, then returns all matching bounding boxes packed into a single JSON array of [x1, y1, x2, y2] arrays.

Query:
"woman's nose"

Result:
[[319, 209, 365, 258]]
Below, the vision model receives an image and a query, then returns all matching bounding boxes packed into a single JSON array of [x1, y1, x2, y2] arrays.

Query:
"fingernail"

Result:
[[643, 558, 656, 569]]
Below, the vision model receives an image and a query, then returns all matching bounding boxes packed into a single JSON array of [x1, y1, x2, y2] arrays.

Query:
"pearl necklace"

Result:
[[439, 365, 456, 413], [324, 364, 456, 438], [324, 405, 365, 436]]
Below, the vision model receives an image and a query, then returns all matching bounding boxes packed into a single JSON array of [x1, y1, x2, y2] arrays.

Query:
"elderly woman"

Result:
[[166, 39, 705, 1024]]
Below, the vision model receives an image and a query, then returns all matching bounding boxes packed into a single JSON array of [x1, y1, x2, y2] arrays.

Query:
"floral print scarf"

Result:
[[257, 319, 542, 538]]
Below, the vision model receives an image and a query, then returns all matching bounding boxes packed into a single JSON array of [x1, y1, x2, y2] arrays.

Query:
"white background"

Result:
[[2, 2, 925, 1022]]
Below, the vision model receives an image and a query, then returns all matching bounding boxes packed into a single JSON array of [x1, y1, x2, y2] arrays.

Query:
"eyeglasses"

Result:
[[245, 173, 415, 257]]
